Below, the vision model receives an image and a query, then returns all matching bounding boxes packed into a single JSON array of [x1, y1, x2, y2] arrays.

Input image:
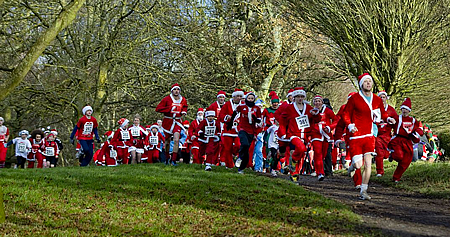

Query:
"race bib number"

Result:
[[121, 130, 130, 140], [205, 126, 216, 137], [131, 128, 140, 137], [83, 122, 94, 135], [46, 147, 55, 156], [110, 149, 117, 158], [296, 115, 310, 130], [18, 143, 27, 153], [402, 122, 413, 134], [149, 136, 158, 145], [372, 109, 381, 123], [171, 103, 182, 114]]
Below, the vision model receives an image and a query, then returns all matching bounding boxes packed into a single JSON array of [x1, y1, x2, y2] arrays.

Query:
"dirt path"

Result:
[[276, 173, 450, 237]]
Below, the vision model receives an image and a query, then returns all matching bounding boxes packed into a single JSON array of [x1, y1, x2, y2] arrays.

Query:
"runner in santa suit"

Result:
[[374, 91, 398, 177], [218, 88, 244, 168], [27, 130, 45, 168], [155, 83, 188, 166], [70, 105, 100, 166], [189, 108, 204, 164], [227, 92, 262, 174], [42, 132, 59, 168], [310, 95, 338, 181], [334, 92, 362, 189], [128, 114, 148, 164], [97, 131, 119, 166], [111, 118, 133, 165], [207, 91, 226, 165], [274, 89, 294, 172], [263, 91, 280, 131], [0, 117, 10, 168], [343, 73, 395, 200], [144, 123, 166, 163], [388, 98, 423, 182], [197, 110, 221, 171], [279, 87, 320, 181]]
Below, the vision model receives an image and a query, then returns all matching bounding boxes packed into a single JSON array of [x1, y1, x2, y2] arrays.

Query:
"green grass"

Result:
[[0, 164, 375, 236], [373, 160, 450, 198]]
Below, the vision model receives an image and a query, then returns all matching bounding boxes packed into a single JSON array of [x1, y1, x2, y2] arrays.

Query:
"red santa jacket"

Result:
[[188, 119, 202, 141], [197, 119, 220, 143], [218, 100, 241, 137], [377, 104, 397, 139], [144, 131, 165, 151], [263, 107, 277, 130], [111, 127, 133, 148], [155, 94, 188, 134], [391, 114, 423, 143], [207, 101, 224, 119], [128, 125, 148, 139], [279, 102, 319, 141], [334, 104, 348, 142], [232, 104, 262, 135], [41, 140, 59, 157], [342, 92, 389, 141], [311, 105, 338, 142], [274, 101, 291, 142]]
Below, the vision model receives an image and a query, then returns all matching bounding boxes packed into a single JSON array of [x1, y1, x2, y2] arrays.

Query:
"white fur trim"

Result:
[[82, 106, 93, 115], [352, 154, 363, 163], [232, 91, 244, 97], [348, 124, 356, 132], [120, 119, 129, 128], [400, 105, 411, 112], [171, 86, 181, 91], [205, 111, 216, 117], [292, 89, 306, 98], [377, 91, 388, 97], [359, 75, 373, 88]]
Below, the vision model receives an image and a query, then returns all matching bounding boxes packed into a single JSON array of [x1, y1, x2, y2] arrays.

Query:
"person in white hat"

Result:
[[70, 105, 100, 166], [197, 110, 221, 171], [110, 118, 132, 165], [5, 130, 31, 168]]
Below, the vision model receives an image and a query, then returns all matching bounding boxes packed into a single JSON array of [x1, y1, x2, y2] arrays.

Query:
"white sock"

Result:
[[360, 184, 368, 193]]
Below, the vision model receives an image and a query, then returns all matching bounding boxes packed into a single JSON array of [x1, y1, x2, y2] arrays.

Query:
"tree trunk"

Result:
[[0, 0, 86, 101]]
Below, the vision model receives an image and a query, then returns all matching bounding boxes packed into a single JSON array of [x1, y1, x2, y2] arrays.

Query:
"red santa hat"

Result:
[[377, 90, 388, 98], [232, 88, 244, 97], [292, 87, 306, 98], [244, 91, 257, 99], [46, 132, 55, 139], [313, 95, 323, 102], [82, 105, 93, 115], [358, 73, 373, 89], [182, 120, 190, 127], [50, 129, 58, 136], [400, 97, 412, 111], [347, 92, 357, 99], [104, 131, 114, 139], [287, 88, 295, 98], [197, 108, 204, 115], [217, 90, 226, 98], [117, 118, 129, 128], [269, 91, 280, 103], [205, 110, 216, 118], [171, 83, 181, 91], [149, 123, 159, 130]]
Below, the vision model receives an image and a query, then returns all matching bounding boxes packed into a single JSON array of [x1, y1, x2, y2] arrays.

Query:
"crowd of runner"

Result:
[[0, 74, 445, 200]]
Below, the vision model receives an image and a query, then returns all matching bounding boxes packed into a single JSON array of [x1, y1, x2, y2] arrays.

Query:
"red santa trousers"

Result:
[[145, 149, 159, 163], [117, 147, 129, 164], [375, 134, 390, 175], [205, 141, 220, 165], [220, 136, 240, 168], [290, 137, 307, 175], [388, 136, 413, 181], [312, 140, 328, 176]]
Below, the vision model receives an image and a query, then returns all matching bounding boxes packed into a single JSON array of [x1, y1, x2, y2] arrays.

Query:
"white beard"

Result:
[[197, 115, 204, 121]]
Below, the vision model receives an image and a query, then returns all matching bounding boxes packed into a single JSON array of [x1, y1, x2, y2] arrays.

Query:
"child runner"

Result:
[[70, 105, 100, 166], [144, 123, 165, 163], [197, 110, 221, 171], [42, 132, 59, 168], [6, 130, 31, 168], [28, 130, 45, 168]]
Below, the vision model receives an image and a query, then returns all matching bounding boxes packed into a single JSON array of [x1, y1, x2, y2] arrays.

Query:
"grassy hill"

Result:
[[0, 164, 376, 236]]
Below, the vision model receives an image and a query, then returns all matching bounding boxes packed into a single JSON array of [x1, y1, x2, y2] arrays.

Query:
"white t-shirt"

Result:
[[12, 137, 31, 158], [267, 125, 279, 149]]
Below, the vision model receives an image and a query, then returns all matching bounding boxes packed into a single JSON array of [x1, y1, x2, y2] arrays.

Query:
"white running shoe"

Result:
[[376, 174, 382, 177], [318, 174, 325, 181], [358, 190, 372, 201], [355, 185, 361, 190], [205, 165, 212, 171], [271, 170, 277, 177], [237, 170, 244, 174], [235, 158, 242, 168], [310, 171, 317, 177]]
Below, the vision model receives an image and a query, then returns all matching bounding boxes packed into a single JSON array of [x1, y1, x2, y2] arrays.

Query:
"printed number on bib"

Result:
[[402, 122, 413, 134], [149, 136, 158, 145], [171, 103, 182, 113], [205, 126, 216, 137], [131, 128, 140, 137], [110, 149, 117, 158], [46, 147, 55, 156], [83, 122, 94, 135], [18, 143, 27, 153], [372, 109, 381, 123], [296, 115, 310, 130], [121, 130, 130, 140]]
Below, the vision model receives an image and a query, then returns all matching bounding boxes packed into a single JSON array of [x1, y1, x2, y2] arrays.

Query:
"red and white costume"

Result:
[[0, 123, 9, 167], [388, 98, 423, 181], [274, 98, 293, 166], [144, 124, 165, 163], [27, 138, 44, 168], [97, 131, 118, 166], [218, 89, 244, 168], [374, 91, 398, 175], [310, 98, 338, 176], [189, 109, 204, 164], [197, 111, 221, 166], [111, 119, 132, 164], [128, 124, 148, 154], [155, 84, 188, 136], [75, 115, 98, 141]]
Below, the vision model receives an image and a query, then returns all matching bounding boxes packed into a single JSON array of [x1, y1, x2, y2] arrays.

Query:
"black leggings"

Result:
[[238, 131, 254, 170], [16, 156, 26, 168], [269, 148, 280, 170]]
